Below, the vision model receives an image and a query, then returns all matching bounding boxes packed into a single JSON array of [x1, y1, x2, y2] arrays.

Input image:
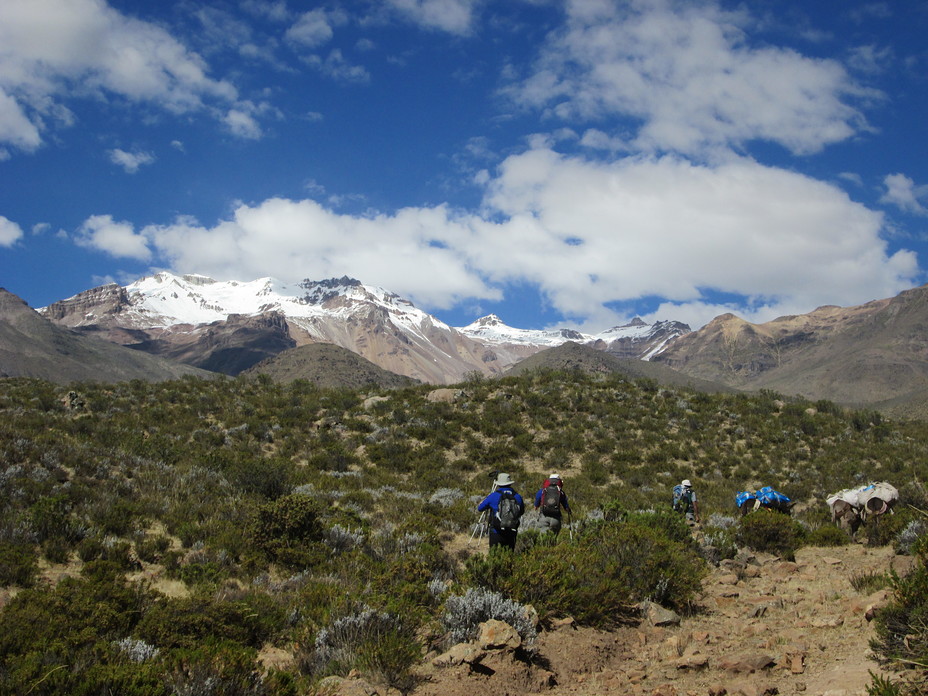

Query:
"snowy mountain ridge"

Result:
[[39, 272, 690, 383]]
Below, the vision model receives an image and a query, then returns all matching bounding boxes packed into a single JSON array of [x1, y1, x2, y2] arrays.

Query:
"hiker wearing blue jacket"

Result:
[[477, 473, 524, 550]]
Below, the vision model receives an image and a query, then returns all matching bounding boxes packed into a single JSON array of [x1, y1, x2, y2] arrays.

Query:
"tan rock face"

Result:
[[477, 619, 522, 650]]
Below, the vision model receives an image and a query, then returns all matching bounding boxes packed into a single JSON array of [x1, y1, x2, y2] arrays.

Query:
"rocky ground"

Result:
[[10, 535, 918, 696], [332, 541, 916, 696]]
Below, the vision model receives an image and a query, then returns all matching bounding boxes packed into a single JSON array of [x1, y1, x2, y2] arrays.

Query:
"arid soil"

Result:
[[405, 541, 916, 696]]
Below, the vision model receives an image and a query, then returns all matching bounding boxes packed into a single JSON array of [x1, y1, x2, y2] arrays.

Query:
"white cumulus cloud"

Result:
[[285, 9, 336, 48], [79, 144, 917, 330], [0, 0, 241, 153], [108, 148, 155, 173], [881, 173, 928, 216], [386, 0, 482, 35], [0, 216, 24, 247], [507, 0, 870, 157], [469, 147, 914, 328], [76, 214, 152, 261]]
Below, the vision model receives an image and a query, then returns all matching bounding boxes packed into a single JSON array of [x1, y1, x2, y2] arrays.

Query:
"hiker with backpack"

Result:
[[476, 473, 525, 550], [534, 473, 572, 536], [672, 479, 700, 523]]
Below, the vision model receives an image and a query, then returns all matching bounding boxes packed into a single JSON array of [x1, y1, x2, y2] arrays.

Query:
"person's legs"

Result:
[[538, 514, 562, 535]]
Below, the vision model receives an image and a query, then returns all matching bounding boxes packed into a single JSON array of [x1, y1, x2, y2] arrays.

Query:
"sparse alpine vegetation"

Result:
[[0, 370, 926, 694]]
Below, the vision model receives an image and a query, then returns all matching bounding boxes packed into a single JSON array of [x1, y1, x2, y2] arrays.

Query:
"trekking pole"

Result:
[[469, 509, 489, 544], [567, 511, 573, 541], [468, 474, 499, 545]]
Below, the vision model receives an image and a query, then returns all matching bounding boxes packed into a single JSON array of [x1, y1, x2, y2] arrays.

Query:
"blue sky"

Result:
[[1, 0, 927, 331]]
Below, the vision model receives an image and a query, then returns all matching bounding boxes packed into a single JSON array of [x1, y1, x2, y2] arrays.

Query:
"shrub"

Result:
[[851, 570, 891, 594], [440, 587, 537, 648], [700, 527, 737, 564], [805, 524, 852, 547], [869, 554, 928, 695], [866, 512, 913, 548], [736, 509, 805, 560], [625, 507, 693, 545], [465, 520, 705, 626], [76, 536, 138, 569], [0, 541, 38, 587], [136, 534, 172, 563], [895, 520, 928, 556], [305, 606, 419, 691], [42, 536, 71, 564], [162, 644, 267, 696], [136, 594, 279, 650], [248, 493, 325, 568]]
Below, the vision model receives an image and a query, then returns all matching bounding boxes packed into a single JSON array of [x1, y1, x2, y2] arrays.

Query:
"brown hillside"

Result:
[[506, 341, 737, 394], [654, 284, 928, 413], [242, 342, 420, 389], [0, 288, 211, 384]]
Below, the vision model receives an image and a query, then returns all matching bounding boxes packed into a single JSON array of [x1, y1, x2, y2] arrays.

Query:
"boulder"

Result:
[[432, 642, 485, 667], [639, 601, 682, 627], [477, 619, 521, 650], [718, 652, 776, 673]]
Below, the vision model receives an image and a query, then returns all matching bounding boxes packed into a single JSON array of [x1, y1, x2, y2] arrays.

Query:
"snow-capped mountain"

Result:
[[39, 272, 689, 384], [459, 314, 586, 347], [459, 314, 690, 361]]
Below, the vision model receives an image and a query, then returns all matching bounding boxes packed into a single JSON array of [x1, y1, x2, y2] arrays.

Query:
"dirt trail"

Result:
[[410, 542, 916, 696]]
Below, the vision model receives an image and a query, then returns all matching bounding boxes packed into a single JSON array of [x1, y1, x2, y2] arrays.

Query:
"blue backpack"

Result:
[[756, 486, 791, 512], [672, 484, 693, 511]]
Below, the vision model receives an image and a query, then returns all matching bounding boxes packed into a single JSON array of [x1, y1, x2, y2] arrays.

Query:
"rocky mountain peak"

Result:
[[41, 283, 131, 326]]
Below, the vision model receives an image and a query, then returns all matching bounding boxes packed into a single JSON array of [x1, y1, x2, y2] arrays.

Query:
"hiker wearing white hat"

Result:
[[476, 473, 525, 550], [672, 479, 700, 523], [534, 473, 572, 536]]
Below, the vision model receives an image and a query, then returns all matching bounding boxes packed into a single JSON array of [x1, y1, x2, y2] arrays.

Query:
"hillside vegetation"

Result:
[[1, 370, 926, 695]]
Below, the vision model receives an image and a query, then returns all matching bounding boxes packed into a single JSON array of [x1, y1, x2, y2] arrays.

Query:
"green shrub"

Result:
[[806, 524, 852, 547], [136, 534, 171, 564], [869, 553, 928, 695], [75, 536, 138, 569], [248, 493, 325, 568], [135, 595, 277, 650], [866, 512, 913, 548], [465, 520, 705, 626], [736, 509, 805, 560], [42, 536, 71, 564], [625, 507, 693, 545], [850, 570, 891, 594], [0, 541, 38, 587], [162, 644, 266, 696]]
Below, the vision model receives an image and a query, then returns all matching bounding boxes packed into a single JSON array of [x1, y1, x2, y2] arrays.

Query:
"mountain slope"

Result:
[[459, 314, 690, 360], [653, 283, 928, 410], [40, 273, 687, 385], [505, 341, 738, 393], [0, 288, 211, 384], [241, 343, 420, 389], [41, 274, 505, 383]]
